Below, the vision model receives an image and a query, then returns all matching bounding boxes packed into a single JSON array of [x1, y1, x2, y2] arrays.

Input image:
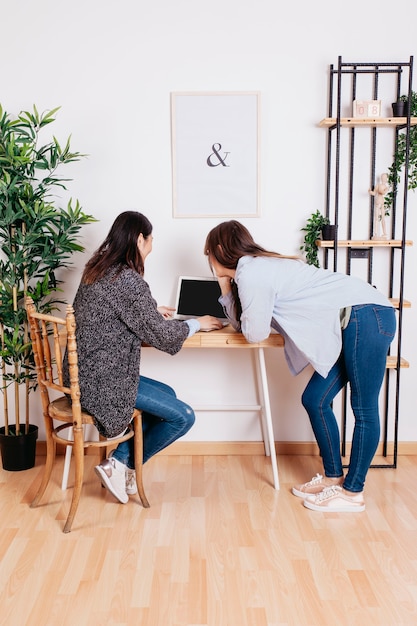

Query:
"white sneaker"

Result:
[[303, 485, 365, 512], [125, 469, 138, 495], [292, 473, 344, 498], [94, 457, 129, 504]]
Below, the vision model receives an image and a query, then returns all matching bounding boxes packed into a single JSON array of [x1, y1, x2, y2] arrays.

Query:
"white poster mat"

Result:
[[171, 92, 260, 218]]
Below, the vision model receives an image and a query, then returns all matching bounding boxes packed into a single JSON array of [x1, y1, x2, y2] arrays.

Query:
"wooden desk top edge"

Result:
[[182, 326, 284, 348]]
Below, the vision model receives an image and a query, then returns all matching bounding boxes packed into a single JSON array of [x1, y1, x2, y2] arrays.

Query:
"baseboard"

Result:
[[36, 440, 417, 457]]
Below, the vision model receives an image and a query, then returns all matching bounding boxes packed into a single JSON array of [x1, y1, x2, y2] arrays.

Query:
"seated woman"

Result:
[[63, 211, 222, 503]]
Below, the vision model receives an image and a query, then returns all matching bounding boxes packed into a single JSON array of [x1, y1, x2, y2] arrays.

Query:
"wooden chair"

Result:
[[25, 296, 150, 533]]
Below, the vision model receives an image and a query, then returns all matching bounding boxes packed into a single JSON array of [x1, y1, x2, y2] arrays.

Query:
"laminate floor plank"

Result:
[[1, 453, 417, 625]]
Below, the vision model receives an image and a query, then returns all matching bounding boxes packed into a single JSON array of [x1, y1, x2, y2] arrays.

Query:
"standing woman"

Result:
[[64, 211, 222, 504], [204, 220, 396, 512]]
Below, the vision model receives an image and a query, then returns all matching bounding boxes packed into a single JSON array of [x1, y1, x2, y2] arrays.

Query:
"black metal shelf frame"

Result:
[[322, 56, 414, 469]]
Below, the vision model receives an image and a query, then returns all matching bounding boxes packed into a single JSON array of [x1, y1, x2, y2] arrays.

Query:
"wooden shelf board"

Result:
[[319, 117, 417, 128], [389, 298, 411, 309], [317, 239, 413, 248], [387, 356, 409, 369]]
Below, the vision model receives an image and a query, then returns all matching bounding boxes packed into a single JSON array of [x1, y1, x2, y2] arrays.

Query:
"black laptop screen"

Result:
[[177, 279, 226, 318]]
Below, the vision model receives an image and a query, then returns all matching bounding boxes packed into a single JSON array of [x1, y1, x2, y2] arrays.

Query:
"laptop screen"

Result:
[[175, 276, 227, 319]]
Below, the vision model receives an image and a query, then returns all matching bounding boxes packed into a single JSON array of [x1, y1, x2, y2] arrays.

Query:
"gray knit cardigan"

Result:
[[63, 266, 189, 437]]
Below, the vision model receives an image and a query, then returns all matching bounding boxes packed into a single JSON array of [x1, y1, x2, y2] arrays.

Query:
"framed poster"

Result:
[[171, 91, 260, 218]]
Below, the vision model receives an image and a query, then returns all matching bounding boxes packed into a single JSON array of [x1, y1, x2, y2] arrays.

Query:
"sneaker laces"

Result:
[[126, 469, 136, 489], [314, 485, 342, 502], [304, 473, 323, 487]]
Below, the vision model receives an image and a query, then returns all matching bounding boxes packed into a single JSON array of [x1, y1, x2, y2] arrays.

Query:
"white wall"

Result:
[[2, 0, 416, 444]]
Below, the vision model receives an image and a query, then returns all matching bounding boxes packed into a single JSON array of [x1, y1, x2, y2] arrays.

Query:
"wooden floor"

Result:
[[1, 453, 417, 626]]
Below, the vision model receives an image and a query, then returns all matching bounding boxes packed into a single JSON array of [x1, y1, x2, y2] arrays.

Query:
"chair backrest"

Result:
[[26, 297, 83, 424]]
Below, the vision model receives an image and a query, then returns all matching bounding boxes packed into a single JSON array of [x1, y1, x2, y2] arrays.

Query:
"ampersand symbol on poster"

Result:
[[206, 143, 230, 167]]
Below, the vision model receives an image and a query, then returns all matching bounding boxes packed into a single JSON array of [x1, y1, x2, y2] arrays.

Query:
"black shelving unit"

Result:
[[319, 56, 414, 468]]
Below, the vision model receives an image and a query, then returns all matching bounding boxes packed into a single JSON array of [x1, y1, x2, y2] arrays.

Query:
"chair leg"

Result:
[[133, 411, 150, 508], [31, 419, 56, 508], [99, 434, 107, 463], [63, 427, 85, 533]]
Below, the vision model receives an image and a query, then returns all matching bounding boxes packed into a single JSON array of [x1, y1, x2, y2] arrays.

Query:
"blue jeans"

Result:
[[112, 376, 195, 469], [301, 304, 396, 493]]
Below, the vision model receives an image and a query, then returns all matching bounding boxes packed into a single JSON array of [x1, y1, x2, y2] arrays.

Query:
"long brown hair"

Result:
[[82, 211, 153, 284], [204, 220, 300, 319], [204, 220, 300, 267]]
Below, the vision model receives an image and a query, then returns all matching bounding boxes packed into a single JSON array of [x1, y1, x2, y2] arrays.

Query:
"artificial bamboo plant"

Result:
[[0, 104, 96, 436]]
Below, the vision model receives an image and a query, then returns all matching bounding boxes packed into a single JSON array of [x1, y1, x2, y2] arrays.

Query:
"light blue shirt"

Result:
[[219, 256, 392, 378], [185, 318, 200, 336]]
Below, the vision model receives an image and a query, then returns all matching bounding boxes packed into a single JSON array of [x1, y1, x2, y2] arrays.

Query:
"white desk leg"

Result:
[[254, 356, 271, 458], [61, 429, 73, 490], [255, 347, 279, 490]]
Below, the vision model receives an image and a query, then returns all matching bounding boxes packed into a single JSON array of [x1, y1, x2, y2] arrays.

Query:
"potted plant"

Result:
[[0, 104, 96, 470], [300, 210, 331, 267], [385, 91, 417, 213], [391, 95, 408, 117]]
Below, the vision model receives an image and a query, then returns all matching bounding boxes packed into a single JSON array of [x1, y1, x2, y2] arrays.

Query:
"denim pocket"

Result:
[[373, 306, 396, 338]]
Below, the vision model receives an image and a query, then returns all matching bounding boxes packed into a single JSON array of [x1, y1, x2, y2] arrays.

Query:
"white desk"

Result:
[[61, 327, 284, 491], [177, 326, 284, 490]]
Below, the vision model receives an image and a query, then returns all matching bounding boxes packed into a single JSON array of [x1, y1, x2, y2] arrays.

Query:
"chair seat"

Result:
[[49, 396, 95, 424], [49, 396, 137, 451]]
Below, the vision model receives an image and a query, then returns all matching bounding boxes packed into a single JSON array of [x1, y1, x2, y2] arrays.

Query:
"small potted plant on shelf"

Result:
[[391, 95, 408, 117], [385, 90, 417, 214], [0, 104, 96, 471], [300, 210, 333, 267]]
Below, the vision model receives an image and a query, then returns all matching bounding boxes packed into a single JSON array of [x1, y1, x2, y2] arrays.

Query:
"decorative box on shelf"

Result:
[[353, 99, 381, 117]]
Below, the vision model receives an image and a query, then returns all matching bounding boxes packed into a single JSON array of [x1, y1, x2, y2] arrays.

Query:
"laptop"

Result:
[[174, 276, 228, 324]]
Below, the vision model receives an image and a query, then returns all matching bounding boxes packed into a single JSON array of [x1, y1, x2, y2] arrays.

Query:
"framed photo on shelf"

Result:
[[171, 91, 260, 218], [352, 99, 381, 118]]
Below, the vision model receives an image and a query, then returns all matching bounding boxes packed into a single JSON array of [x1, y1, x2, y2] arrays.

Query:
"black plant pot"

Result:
[[321, 224, 337, 240], [0, 424, 38, 471], [392, 101, 407, 117]]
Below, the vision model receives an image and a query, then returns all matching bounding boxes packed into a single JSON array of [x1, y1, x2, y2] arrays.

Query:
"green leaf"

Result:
[[0, 102, 97, 424]]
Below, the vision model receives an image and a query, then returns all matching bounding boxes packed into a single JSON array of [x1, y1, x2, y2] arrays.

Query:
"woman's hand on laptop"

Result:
[[158, 306, 175, 319], [197, 315, 224, 331]]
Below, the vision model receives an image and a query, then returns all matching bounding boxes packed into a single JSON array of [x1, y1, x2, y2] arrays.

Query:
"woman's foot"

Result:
[[292, 473, 344, 498], [303, 485, 365, 512], [125, 468, 138, 495], [94, 457, 129, 504]]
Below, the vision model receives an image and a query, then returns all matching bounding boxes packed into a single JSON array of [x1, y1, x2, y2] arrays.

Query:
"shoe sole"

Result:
[[94, 465, 129, 504], [303, 499, 365, 513]]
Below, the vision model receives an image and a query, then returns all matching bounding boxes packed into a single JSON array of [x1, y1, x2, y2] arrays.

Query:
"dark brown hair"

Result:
[[204, 220, 298, 268], [82, 211, 153, 284], [204, 220, 299, 320]]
